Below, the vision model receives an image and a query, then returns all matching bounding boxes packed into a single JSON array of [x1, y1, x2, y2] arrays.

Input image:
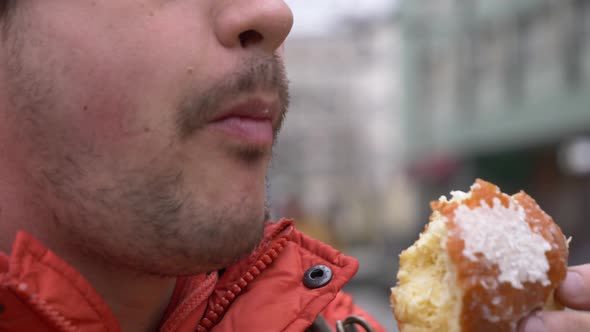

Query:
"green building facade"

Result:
[[399, 0, 590, 264], [401, 0, 590, 161]]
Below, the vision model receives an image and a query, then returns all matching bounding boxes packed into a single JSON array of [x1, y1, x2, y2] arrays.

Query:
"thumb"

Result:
[[519, 311, 590, 332]]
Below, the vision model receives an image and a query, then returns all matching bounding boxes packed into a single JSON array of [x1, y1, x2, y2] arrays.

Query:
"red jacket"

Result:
[[0, 219, 386, 331]]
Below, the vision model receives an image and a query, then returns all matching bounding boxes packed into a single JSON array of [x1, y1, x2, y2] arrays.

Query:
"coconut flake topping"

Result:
[[454, 197, 551, 289]]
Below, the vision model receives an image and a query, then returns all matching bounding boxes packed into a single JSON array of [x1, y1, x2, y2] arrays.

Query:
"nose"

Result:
[[214, 0, 294, 53]]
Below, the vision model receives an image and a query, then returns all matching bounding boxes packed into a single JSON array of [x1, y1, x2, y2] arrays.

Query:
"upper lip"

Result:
[[211, 97, 279, 123]]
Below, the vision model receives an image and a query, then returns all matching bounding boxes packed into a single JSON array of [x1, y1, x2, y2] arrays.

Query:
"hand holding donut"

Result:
[[519, 264, 590, 332]]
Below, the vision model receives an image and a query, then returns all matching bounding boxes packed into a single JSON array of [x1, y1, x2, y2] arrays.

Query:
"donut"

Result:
[[390, 179, 569, 332]]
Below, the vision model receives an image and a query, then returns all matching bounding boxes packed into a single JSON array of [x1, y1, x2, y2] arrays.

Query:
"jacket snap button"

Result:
[[303, 265, 333, 289]]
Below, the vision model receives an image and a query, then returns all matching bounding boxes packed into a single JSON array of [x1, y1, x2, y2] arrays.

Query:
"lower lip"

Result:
[[209, 117, 274, 146]]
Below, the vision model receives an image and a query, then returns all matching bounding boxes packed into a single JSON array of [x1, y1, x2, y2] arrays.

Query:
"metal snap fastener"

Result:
[[303, 265, 333, 289]]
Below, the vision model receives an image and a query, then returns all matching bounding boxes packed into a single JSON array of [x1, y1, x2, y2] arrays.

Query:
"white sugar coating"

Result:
[[451, 190, 470, 202], [454, 197, 552, 289]]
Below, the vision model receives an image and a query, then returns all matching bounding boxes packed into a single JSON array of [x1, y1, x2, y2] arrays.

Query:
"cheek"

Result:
[[18, 1, 228, 164], [40, 63, 173, 168], [26, 2, 230, 146], [48, 45, 175, 152]]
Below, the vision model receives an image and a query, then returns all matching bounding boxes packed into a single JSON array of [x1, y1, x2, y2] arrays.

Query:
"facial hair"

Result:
[[3, 23, 290, 276], [177, 54, 289, 164]]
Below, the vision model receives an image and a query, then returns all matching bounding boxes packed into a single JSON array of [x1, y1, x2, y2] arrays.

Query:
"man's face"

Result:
[[0, 0, 293, 275]]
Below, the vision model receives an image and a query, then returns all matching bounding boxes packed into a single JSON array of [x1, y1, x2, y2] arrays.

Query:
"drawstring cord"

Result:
[[306, 315, 377, 332], [336, 316, 376, 332]]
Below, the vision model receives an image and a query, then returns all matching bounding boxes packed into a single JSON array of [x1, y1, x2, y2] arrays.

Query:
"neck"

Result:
[[1, 222, 177, 332], [0, 137, 177, 332], [0, 189, 177, 332], [64, 253, 177, 332]]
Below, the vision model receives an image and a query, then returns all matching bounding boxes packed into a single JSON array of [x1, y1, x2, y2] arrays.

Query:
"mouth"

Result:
[[208, 97, 280, 147]]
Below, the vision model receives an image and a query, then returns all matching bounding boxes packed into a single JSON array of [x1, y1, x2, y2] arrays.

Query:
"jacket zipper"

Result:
[[4, 279, 80, 332], [195, 235, 289, 332]]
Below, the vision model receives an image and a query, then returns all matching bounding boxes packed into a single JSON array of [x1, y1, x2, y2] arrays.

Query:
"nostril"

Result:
[[239, 30, 264, 48]]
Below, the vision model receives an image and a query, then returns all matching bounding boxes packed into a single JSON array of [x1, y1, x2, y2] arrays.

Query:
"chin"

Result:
[[176, 206, 266, 274]]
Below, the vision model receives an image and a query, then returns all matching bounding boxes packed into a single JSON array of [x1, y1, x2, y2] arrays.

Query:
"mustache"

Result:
[[177, 55, 290, 140]]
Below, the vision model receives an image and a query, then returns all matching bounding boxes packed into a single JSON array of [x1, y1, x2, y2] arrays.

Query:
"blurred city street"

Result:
[[274, 0, 590, 330]]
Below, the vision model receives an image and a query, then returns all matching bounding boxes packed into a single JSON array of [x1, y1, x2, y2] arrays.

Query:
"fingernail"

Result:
[[560, 271, 585, 299], [520, 315, 547, 332]]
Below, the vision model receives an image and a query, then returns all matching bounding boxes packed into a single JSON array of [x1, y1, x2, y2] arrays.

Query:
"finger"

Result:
[[519, 311, 590, 332], [556, 264, 590, 310]]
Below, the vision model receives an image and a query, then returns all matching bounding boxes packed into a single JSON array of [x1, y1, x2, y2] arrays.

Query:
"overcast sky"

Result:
[[285, 0, 398, 37]]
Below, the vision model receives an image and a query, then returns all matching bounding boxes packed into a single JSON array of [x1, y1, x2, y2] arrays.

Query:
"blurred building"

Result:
[[400, 0, 590, 264], [270, 15, 411, 247], [273, 15, 404, 329]]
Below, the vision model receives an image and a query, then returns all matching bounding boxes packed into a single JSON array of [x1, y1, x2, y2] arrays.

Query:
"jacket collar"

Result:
[[0, 231, 122, 332], [0, 219, 359, 331]]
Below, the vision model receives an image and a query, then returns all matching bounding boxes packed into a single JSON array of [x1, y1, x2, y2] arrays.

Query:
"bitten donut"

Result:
[[390, 179, 569, 332]]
